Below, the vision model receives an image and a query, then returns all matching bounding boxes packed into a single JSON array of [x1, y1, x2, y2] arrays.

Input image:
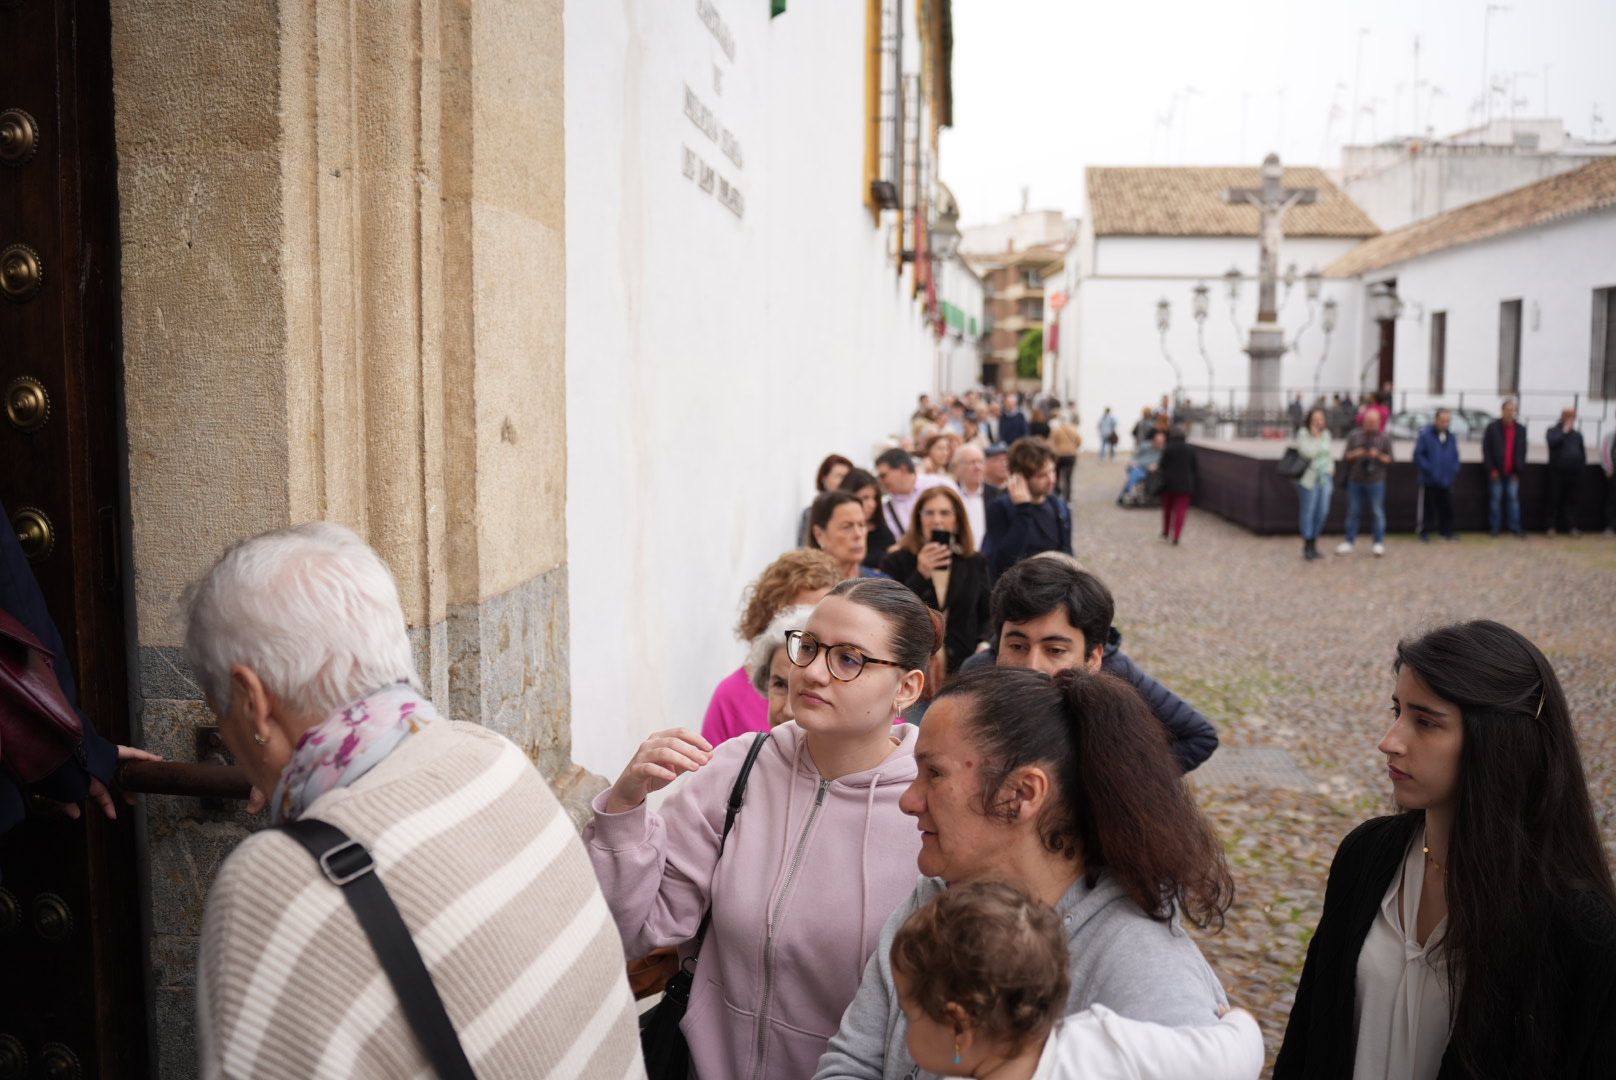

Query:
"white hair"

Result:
[[746, 604, 815, 695], [182, 521, 419, 720]]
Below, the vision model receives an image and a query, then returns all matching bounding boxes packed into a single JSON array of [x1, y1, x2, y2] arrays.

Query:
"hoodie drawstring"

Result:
[[859, 770, 881, 966]]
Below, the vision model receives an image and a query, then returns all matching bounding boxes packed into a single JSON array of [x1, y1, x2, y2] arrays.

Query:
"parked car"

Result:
[[1388, 408, 1485, 440]]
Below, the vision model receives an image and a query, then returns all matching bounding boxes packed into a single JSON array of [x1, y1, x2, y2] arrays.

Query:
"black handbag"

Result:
[[639, 730, 771, 1080], [1277, 447, 1309, 480], [281, 818, 478, 1079]]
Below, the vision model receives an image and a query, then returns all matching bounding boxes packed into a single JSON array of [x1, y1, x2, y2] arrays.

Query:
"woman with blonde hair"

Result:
[[701, 549, 841, 744], [879, 485, 990, 676]]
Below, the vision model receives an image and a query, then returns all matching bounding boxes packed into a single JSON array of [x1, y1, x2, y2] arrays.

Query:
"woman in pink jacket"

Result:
[[585, 577, 941, 1080]]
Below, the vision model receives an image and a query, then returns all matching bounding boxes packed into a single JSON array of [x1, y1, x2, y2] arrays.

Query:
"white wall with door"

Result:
[[1373, 206, 1616, 437], [564, 0, 939, 774]]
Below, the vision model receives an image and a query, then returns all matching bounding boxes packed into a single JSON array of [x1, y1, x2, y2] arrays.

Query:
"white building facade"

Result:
[[1071, 166, 1378, 437], [1341, 119, 1616, 232], [934, 253, 985, 392], [564, 0, 953, 774], [1327, 159, 1616, 441]]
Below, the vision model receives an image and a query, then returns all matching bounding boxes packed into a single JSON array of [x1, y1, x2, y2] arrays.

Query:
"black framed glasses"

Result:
[[784, 630, 906, 682]]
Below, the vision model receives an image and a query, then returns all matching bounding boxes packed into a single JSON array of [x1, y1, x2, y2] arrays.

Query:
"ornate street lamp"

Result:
[[1191, 282, 1213, 391], [1313, 297, 1339, 395], [1155, 298, 1183, 390], [1223, 265, 1243, 340], [1304, 267, 1323, 302], [930, 202, 961, 261]]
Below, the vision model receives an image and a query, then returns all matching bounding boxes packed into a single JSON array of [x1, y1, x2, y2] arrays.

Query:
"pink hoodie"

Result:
[[585, 721, 921, 1080]]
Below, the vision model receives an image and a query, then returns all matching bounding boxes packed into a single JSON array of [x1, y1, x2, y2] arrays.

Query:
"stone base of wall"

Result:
[[134, 564, 598, 1079]]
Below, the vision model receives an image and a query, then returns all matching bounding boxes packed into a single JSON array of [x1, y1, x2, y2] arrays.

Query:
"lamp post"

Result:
[[1223, 265, 1242, 342], [1156, 298, 1183, 392], [1367, 280, 1402, 393], [1287, 267, 1326, 355], [1191, 281, 1213, 393], [1313, 297, 1338, 396]]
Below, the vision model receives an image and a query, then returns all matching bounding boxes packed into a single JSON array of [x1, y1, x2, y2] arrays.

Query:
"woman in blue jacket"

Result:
[[1413, 408, 1462, 542]]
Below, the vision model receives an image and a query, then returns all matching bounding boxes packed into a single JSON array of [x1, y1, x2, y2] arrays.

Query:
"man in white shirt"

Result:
[[949, 443, 1001, 548], [875, 447, 951, 538]]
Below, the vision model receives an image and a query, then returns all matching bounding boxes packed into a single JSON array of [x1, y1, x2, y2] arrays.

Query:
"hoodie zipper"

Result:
[[753, 778, 830, 1080]]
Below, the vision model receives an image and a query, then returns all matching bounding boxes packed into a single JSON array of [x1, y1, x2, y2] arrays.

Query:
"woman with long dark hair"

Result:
[[797, 453, 855, 546], [878, 485, 990, 675], [840, 468, 896, 570], [1276, 620, 1616, 1079], [815, 666, 1233, 1078]]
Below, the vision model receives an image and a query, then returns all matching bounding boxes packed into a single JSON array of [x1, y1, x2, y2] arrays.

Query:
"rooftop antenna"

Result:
[[1481, 5, 1509, 124]]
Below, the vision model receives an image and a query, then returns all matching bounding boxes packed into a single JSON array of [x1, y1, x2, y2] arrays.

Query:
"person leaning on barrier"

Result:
[[188, 522, 643, 1080], [1545, 407, 1587, 537]]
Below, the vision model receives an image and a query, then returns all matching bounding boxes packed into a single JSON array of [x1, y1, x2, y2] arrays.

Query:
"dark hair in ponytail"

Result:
[[827, 577, 944, 673], [934, 666, 1233, 931], [1394, 620, 1616, 1076]]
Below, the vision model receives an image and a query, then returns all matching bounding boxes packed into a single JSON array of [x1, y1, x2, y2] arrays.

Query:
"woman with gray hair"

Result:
[[745, 603, 816, 729], [188, 522, 642, 1080]]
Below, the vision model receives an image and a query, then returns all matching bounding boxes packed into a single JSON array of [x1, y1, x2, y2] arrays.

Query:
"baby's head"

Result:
[[890, 881, 1070, 1076]]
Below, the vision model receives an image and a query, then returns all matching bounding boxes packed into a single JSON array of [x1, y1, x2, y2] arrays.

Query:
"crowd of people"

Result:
[[12, 384, 1614, 1079], [1283, 393, 1616, 559]]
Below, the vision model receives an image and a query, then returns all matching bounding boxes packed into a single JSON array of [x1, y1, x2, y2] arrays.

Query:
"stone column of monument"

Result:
[[110, 2, 586, 1073], [1225, 154, 1316, 410]]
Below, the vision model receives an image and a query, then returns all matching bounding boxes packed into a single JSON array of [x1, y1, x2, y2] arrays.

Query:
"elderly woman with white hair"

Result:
[[744, 603, 815, 729], [188, 522, 643, 1080]]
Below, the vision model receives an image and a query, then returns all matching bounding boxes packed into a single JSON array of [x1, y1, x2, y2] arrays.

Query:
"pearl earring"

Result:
[[252, 732, 269, 746]]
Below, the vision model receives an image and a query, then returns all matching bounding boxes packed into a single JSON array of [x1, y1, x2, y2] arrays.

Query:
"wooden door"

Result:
[[0, 1, 146, 1077]]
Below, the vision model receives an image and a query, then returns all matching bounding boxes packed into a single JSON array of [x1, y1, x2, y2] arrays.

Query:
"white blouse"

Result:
[[1352, 824, 1454, 1080]]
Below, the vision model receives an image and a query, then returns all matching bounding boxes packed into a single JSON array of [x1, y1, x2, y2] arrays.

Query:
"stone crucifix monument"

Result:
[[1224, 153, 1316, 409]]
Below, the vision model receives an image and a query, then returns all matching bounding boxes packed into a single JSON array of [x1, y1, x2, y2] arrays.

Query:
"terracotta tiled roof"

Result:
[[1325, 157, 1616, 277], [1086, 166, 1379, 238]]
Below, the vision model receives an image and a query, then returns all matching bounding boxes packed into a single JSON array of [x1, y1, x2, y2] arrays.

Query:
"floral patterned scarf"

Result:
[[269, 683, 430, 825]]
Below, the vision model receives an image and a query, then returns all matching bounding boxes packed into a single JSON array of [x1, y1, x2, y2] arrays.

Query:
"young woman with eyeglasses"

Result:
[[584, 578, 944, 1080]]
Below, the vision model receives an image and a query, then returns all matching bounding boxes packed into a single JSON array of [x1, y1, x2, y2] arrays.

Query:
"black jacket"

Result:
[[1481, 419, 1528, 475], [1547, 425, 1588, 470], [957, 628, 1218, 772], [1156, 436, 1197, 494], [1275, 813, 1616, 1079], [983, 494, 1072, 577], [878, 548, 991, 673], [862, 513, 897, 568]]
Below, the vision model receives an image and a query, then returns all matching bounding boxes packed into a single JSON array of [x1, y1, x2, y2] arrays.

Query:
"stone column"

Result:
[[110, 1, 585, 1073]]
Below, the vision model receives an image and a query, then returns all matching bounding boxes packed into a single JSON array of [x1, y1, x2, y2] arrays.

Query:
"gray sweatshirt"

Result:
[[812, 872, 1227, 1080]]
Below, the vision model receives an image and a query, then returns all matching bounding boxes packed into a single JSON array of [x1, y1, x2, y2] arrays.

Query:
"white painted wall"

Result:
[[935, 255, 985, 393], [1074, 236, 1366, 428], [564, 0, 937, 776], [1374, 206, 1616, 434]]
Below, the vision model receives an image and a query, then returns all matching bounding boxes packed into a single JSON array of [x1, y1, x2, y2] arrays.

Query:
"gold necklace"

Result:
[[1422, 846, 1447, 875]]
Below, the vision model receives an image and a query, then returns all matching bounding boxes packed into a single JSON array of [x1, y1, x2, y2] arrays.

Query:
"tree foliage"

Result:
[[1016, 328, 1043, 380]]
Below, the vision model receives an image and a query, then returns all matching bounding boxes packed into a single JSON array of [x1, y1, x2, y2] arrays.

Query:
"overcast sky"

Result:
[[938, 0, 1616, 226]]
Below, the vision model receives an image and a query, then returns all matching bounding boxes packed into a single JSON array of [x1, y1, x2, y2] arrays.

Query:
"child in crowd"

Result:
[[890, 881, 1263, 1080]]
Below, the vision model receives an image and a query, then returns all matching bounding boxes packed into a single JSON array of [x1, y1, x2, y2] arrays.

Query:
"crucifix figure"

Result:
[[1225, 154, 1316, 324], [1223, 153, 1317, 408]]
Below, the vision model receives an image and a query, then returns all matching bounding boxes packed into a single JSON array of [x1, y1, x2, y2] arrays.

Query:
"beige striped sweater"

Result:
[[197, 719, 644, 1080]]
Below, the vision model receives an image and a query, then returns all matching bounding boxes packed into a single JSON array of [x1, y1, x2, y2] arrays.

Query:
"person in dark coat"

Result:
[[1, 497, 152, 838], [957, 554, 1218, 771], [1277, 620, 1616, 1079], [1544, 407, 1587, 536], [1156, 428, 1196, 545], [1413, 408, 1461, 541], [1480, 399, 1527, 537], [879, 486, 990, 675], [984, 438, 1072, 577], [997, 392, 1029, 445]]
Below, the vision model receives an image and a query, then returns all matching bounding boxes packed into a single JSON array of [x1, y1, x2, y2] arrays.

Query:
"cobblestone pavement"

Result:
[[1068, 454, 1616, 1065]]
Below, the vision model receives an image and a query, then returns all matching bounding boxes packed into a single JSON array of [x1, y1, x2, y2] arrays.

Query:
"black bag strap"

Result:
[[688, 730, 771, 957], [281, 818, 478, 1080]]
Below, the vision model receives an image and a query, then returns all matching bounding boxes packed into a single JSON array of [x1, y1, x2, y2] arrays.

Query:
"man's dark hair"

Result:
[[1006, 437, 1056, 479], [989, 556, 1115, 656], [875, 448, 915, 474]]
